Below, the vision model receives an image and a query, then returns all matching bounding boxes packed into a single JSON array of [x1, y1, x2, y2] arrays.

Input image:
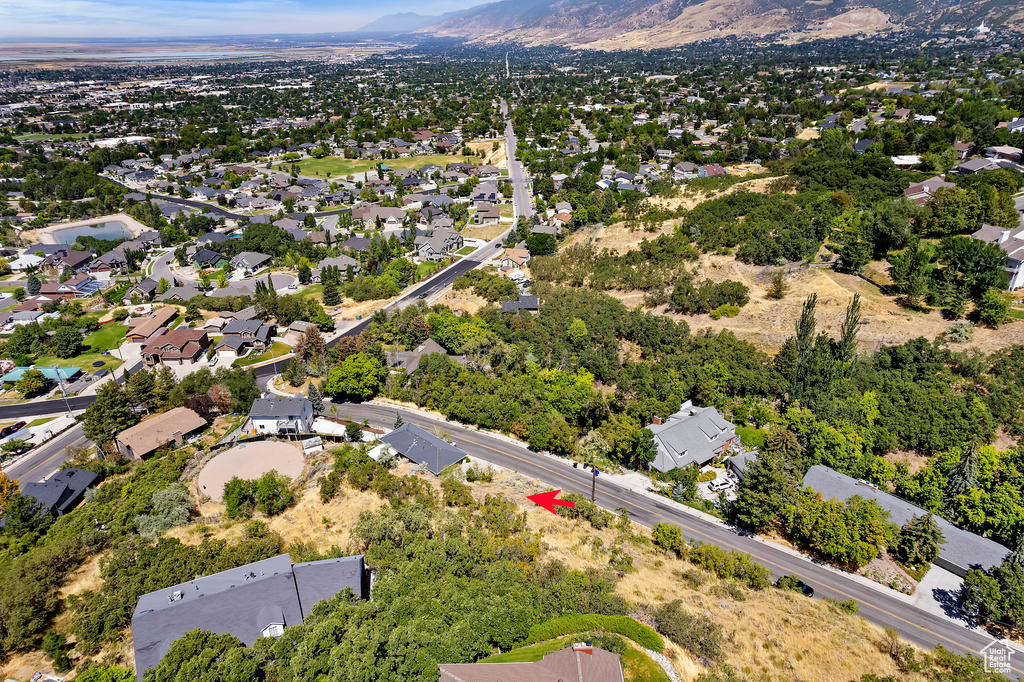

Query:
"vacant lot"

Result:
[[559, 220, 1024, 354], [276, 154, 479, 179]]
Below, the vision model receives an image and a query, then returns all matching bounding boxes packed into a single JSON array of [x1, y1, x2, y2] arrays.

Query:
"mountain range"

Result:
[[364, 0, 1023, 49]]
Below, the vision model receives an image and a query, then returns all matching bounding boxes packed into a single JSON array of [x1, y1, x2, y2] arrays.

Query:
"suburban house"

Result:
[[123, 277, 160, 303], [417, 227, 464, 262], [352, 205, 406, 228], [18, 468, 99, 517], [498, 247, 530, 270], [646, 401, 740, 472], [474, 203, 501, 225], [972, 223, 1024, 290], [312, 255, 360, 282], [476, 164, 500, 179], [377, 423, 466, 475], [89, 248, 129, 277], [132, 554, 367, 681], [116, 407, 208, 460], [439, 643, 624, 682], [39, 273, 103, 298], [125, 307, 178, 343], [158, 284, 204, 302], [230, 252, 273, 272], [390, 338, 460, 374], [803, 465, 1009, 577], [141, 329, 211, 367], [216, 319, 276, 358], [42, 249, 93, 273], [501, 295, 540, 313], [193, 249, 225, 268], [248, 397, 314, 434], [904, 176, 956, 205]]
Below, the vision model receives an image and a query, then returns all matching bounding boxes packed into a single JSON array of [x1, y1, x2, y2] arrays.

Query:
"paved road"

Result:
[[4, 423, 91, 487], [0, 233, 509, 475], [334, 401, 1021, 678], [502, 100, 533, 221]]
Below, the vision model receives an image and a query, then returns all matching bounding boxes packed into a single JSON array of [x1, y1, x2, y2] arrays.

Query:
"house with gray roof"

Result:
[[131, 553, 366, 680], [378, 423, 466, 475], [230, 251, 272, 272], [312, 255, 360, 282], [19, 468, 98, 518], [249, 397, 314, 434], [647, 401, 740, 472], [501, 295, 540, 313], [803, 465, 1009, 577]]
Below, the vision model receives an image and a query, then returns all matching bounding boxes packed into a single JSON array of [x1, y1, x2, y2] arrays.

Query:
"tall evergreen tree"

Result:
[[791, 293, 817, 399], [895, 513, 945, 567], [82, 382, 138, 454], [945, 442, 980, 509], [837, 293, 862, 376], [734, 449, 799, 531], [307, 384, 324, 414]]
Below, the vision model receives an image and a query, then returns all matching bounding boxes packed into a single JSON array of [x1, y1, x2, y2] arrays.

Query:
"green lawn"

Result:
[[416, 262, 441, 279], [295, 284, 324, 300], [31, 323, 127, 374], [85, 322, 128, 353], [16, 133, 92, 141], [275, 154, 479, 179], [456, 245, 476, 255], [233, 341, 291, 367], [483, 636, 667, 682]]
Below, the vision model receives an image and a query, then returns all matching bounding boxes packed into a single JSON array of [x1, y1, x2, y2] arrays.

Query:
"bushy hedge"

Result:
[[526, 614, 664, 652], [651, 523, 772, 590]]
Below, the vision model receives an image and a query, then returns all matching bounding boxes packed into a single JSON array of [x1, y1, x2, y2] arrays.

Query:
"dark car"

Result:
[[0, 420, 27, 438], [417, 293, 428, 299], [776, 575, 814, 598]]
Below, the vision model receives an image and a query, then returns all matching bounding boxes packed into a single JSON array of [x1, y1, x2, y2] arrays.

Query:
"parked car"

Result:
[[209, 355, 219, 367], [0, 421, 27, 438], [708, 478, 733, 493], [776, 575, 814, 598], [287, 283, 298, 290]]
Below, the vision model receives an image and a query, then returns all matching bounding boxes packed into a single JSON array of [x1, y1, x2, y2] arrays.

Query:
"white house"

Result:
[[248, 397, 314, 435]]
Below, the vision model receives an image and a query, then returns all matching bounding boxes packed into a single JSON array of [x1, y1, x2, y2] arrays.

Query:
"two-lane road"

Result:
[[335, 401, 1021, 679], [502, 100, 533, 221]]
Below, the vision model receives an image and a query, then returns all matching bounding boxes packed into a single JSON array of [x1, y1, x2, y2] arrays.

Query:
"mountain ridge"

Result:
[[411, 0, 1024, 49]]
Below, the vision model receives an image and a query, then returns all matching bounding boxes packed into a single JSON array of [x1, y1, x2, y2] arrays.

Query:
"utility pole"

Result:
[[591, 467, 599, 502], [52, 365, 73, 418]]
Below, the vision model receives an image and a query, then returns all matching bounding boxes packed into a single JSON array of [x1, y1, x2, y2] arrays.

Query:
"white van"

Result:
[[708, 478, 732, 493]]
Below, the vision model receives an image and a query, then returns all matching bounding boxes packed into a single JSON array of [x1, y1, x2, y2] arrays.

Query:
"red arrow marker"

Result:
[[527, 490, 575, 515]]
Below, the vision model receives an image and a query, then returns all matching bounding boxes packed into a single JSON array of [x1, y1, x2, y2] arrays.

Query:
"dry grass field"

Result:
[[29, 453, 940, 682]]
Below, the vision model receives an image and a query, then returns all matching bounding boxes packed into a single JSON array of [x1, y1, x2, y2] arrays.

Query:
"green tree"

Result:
[[346, 423, 363, 442], [41, 631, 71, 672], [394, 412, 405, 429], [50, 327, 83, 358], [2, 491, 53, 536], [12, 287, 25, 302], [82, 381, 138, 453], [126, 367, 157, 412], [307, 383, 324, 413], [566, 318, 588, 346], [184, 302, 202, 322], [254, 470, 293, 515], [888, 238, 928, 308], [15, 369, 46, 397], [976, 289, 1010, 327], [766, 269, 789, 299], [944, 442, 979, 509], [26, 273, 40, 296], [157, 277, 170, 294], [895, 513, 945, 567], [297, 262, 311, 284], [322, 353, 386, 401], [733, 449, 799, 531], [631, 428, 658, 469]]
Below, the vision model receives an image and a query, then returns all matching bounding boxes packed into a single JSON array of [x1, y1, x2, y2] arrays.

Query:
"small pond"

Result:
[[52, 221, 132, 244]]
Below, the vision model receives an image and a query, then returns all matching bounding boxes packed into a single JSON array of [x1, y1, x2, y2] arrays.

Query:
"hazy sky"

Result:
[[0, 0, 482, 38]]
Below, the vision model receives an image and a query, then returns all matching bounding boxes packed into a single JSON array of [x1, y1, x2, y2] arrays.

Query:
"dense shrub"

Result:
[[656, 600, 723, 659], [526, 614, 664, 652]]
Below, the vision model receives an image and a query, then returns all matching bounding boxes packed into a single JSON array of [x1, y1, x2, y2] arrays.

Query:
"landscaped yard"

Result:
[[31, 322, 127, 373], [85, 322, 128, 353], [482, 635, 667, 682], [233, 341, 291, 367], [15, 133, 92, 141], [274, 154, 480, 179], [456, 245, 476, 255]]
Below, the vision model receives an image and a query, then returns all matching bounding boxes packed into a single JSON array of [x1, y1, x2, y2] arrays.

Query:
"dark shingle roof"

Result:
[[803, 465, 1009, 577], [20, 467, 98, 516], [379, 423, 466, 475], [292, 555, 365, 616]]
